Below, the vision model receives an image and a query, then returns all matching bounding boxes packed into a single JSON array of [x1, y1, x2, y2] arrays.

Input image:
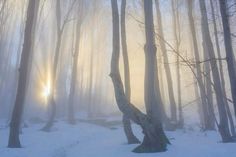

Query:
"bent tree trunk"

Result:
[[110, 0, 169, 153], [8, 0, 38, 148], [120, 0, 140, 144]]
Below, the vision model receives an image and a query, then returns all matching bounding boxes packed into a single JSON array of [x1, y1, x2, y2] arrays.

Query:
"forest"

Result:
[[1, 0, 236, 156]]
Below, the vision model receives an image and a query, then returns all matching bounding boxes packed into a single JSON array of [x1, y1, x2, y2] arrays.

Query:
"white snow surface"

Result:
[[1, 119, 236, 157]]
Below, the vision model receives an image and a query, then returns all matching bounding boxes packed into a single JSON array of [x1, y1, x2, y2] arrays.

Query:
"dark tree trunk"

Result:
[[199, 0, 232, 142], [219, 0, 236, 119], [210, 0, 235, 136], [110, 0, 169, 153], [120, 0, 140, 144], [8, 0, 38, 148]]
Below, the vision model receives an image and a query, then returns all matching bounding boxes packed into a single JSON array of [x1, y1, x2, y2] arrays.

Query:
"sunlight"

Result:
[[42, 81, 51, 99]]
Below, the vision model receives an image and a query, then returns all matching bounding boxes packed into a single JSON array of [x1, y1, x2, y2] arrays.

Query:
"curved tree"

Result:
[[110, 0, 169, 153]]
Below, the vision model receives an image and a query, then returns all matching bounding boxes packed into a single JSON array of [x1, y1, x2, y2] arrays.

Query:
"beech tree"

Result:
[[8, 0, 39, 148], [110, 0, 169, 153]]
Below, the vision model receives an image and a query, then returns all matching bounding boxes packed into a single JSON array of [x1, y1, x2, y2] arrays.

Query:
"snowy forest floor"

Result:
[[1, 117, 236, 157]]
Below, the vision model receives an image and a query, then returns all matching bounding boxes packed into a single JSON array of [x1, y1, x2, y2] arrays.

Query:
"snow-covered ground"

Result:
[[1, 119, 236, 157]]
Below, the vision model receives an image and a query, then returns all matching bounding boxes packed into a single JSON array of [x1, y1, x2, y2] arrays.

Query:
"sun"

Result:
[[42, 82, 51, 99]]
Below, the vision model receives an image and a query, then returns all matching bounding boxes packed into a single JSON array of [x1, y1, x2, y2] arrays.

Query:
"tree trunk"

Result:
[[68, 15, 82, 124], [210, 0, 235, 136], [219, 0, 236, 119], [110, 0, 169, 153], [8, 0, 38, 148], [42, 0, 62, 131], [154, 0, 177, 130], [171, 0, 183, 128], [187, 0, 214, 130], [120, 0, 140, 144], [199, 0, 232, 142]]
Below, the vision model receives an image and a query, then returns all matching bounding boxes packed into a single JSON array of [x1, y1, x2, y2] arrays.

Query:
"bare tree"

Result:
[[110, 0, 169, 153], [154, 0, 177, 125], [42, 0, 76, 131], [171, 0, 183, 128], [210, 0, 235, 136], [219, 0, 236, 119], [199, 0, 232, 142], [8, 0, 39, 148], [120, 0, 140, 144], [187, 0, 215, 130], [68, 0, 84, 124]]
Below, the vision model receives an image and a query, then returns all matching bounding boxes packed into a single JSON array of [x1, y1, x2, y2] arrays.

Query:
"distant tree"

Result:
[[187, 0, 215, 130], [171, 0, 183, 128], [154, 0, 177, 126], [42, 0, 76, 131], [8, 0, 39, 148], [68, 0, 84, 124]]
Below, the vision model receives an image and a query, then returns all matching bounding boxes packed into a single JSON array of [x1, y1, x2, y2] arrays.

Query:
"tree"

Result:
[[154, 0, 177, 125], [210, 0, 235, 136], [199, 0, 232, 142], [8, 0, 39, 148], [187, 0, 215, 130], [120, 0, 140, 144], [219, 0, 236, 118], [42, 0, 75, 131], [171, 0, 183, 128], [110, 0, 169, 153], [68, 0, 84, 124]]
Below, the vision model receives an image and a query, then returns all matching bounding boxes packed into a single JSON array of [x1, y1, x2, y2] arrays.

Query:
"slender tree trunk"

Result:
[[120, 0, 140, 144], [8, 0, 38, 148], [171, 0, 183, 128], [42, 0, 62, 131], [199, 0, 232, 142], [154, 0, 177, 123], [110, 0, 169, 153], [219, 0, 236, 119], [68, 16, 82, 124], [202, 41, 215, 129], [187, 0, 214, 130], [210, 0, 235, 136]]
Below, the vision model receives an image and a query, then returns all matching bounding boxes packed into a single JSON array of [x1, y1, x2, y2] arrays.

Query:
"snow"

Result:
[[1, 119, 236, 157]]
